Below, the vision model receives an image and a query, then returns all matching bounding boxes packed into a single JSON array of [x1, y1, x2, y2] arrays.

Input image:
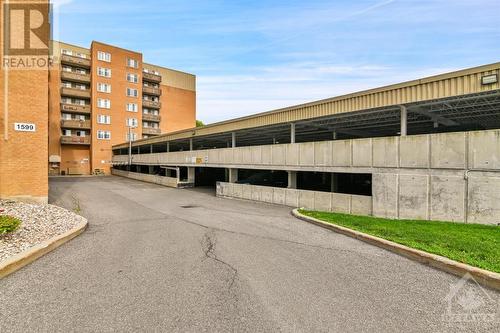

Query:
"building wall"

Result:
[[61, 145, 91, 175], [113, 129, 500, 225], [0, 0, 49, 203], [90, 41, 144, 174], [161, 85, 196, 133]]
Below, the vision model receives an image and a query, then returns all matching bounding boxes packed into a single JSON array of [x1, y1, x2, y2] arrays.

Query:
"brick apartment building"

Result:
[[48, 41, 196, 176], [0, 0, 196, 202]]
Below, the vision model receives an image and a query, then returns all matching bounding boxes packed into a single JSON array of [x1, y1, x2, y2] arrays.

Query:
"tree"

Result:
[[196, 120, 205, 127]]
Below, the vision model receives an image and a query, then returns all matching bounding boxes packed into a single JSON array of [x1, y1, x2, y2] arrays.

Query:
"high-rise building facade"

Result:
[[48, 41, 196, 176]]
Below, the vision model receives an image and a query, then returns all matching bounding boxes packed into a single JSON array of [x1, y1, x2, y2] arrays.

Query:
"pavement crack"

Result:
[[201, 229, 238, 289]]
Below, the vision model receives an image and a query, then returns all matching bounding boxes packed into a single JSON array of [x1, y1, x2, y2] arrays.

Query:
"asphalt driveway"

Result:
[[0, 176, 498, 332]]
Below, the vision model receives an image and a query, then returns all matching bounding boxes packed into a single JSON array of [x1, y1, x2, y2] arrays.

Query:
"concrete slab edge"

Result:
[[0, 218, 88, 279], [292, 208, 500, 291]]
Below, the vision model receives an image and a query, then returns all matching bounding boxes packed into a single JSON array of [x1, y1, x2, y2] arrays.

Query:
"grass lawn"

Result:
[[299, 209, 500, 273]]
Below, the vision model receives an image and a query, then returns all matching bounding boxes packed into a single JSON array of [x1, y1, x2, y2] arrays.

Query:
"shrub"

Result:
[[0, 215, 21, 235]]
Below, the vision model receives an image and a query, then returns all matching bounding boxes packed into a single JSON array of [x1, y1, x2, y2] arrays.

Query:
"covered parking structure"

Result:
[[112, 63, 500, 225]]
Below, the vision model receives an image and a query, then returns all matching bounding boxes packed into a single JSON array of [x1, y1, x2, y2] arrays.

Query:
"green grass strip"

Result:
[[299, 210, 500, 273]]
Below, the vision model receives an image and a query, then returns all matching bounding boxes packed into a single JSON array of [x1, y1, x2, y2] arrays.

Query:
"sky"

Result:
[[52, 0, 500, 124]]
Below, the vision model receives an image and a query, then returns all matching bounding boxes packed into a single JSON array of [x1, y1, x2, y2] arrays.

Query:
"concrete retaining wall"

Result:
[[216, 182, 373, 215], [112, 169, 179, 188]]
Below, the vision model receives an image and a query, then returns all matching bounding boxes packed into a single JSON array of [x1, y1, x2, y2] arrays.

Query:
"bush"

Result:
[[0, 215, 21, 235]]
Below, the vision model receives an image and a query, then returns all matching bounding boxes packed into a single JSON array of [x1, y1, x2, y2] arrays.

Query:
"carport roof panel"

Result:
[[114, 62, 500, 149]]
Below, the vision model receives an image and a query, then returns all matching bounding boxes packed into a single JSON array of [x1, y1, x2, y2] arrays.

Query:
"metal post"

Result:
[[189, 138, 193, 151], [400, 105, 408, 136], [128, 127, 132, 171], [333, 130, 337, 140], [291, 123, 296, 144], [150, 144, 153, 154], [166, 142, 170, 152]]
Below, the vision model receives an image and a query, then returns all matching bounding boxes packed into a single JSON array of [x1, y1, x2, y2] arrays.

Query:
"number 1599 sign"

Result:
[[14, 123, 36, 132]]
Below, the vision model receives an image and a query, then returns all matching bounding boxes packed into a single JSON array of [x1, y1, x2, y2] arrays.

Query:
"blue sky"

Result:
[[52, 0, 500, 124]]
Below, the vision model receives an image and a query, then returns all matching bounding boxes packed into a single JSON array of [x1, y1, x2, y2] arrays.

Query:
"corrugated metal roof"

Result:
[[114, 62, 500, 149]]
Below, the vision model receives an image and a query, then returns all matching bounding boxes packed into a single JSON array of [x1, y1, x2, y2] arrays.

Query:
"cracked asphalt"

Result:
[[1, 176, 498, 332]]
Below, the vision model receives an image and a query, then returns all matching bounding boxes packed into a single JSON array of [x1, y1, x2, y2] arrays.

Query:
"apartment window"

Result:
[[126, 103, 138, 112], [126, 133, 138, 142], [62, 113, 72, 120], [97, 130, 111, 140], [97, 51, 111, 62], [76, 131, 86, 137], [126, 118, 138, 127], [127, 58, 139, 68], [97, 83, 112, 93], [126, 88, 138, 97], [97, 98, 111, 109], [97, 67, 112, 78], [62, 129, 71, 136], [97, 115, 111, 124], [127, 73, 139, 83]]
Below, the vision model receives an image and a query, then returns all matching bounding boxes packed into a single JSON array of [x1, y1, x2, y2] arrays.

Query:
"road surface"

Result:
[[1, 176, 498, 332]]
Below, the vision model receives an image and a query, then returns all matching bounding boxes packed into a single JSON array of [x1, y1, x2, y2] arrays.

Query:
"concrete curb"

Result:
[[292, 208, 500, 291], [0, 218, 88, 279]]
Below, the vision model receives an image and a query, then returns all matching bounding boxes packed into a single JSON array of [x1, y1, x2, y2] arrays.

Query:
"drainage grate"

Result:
[[180, 205, 199, 209]]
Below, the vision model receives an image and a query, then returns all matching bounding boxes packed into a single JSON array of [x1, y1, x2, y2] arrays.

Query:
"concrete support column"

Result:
[[291, 123, 296, 144], [288, 171, 297, 189], [331, 173, 338, 192], [333, 130, 337, 140], [150, 145, 153, 154], [149, 166, 154, 175], [166, 142, 170, 153], [228, 168, 238, 183], [187, 167, 195, 183], [400, 105, 408, 136], [176, 167, 181, 182], [231, 132, 236, 148], [189, 138, 193, 151]]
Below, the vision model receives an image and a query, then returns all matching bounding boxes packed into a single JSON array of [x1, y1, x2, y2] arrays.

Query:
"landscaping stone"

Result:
[[0, 200, 85, 263]]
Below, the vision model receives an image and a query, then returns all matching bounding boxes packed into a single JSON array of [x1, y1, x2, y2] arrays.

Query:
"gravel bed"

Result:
[[0, 200, 86, 263]]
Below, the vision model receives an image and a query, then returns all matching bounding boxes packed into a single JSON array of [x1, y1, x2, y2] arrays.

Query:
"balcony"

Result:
[[61, 87, 91, 99], [143, 72, 162, 83], [142, 113, 161, 122], [142, 127, 161, 135], [61, 103, 91, 114], [61, 135, 91, 145], [60, 54, 91, 68], [143, 86, 162, 96], [61, 71, 91, 84], [142, 99, 161, 109], [61, 119, 91, 129]]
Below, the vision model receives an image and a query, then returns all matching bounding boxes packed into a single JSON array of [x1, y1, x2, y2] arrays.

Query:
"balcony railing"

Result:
[[142, 113, 161, 122], [143, 86, 162, 96], [60, 54, 91, 68], [142, 127, 161, 135], [61, 103, 91, 114], [143, 72, 162, 83], [61, 119, 91, 129], [61, 135, 91, 145], [61, 87, 91, 99], [61, 71, 91, 84], [142, 100, 161, 109]]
